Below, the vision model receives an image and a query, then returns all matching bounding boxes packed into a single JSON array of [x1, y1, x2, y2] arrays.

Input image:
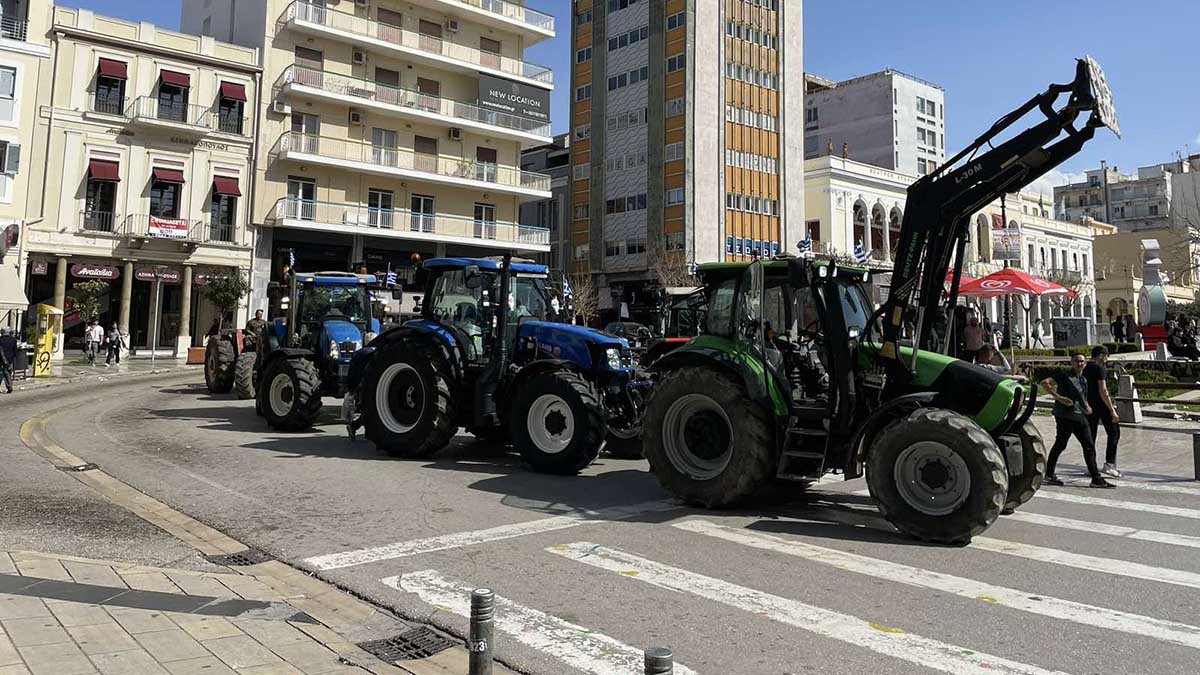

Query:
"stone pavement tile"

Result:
[[1, 617, 70, 647], [0, 633, 20, 666], [216, 576, 285, 603], [133, 627, 210, 663], [16, 642, 96, 675], [117, 571, 184, 594], [0, 556, 15, 576], [264, 642, 344, 674], [166, 574, 237, 599], [46, 601, 111, 628], [0, 665, 31, 675], [171, 615, 243, 642], [163, 656, 237, 675], [230, 620, 308, 649], [60, 563, 127, 590], [202, 635, 282, 670], [0, 597, 50, 621], [88, 648, 169, 675], [66, 622, 141, 655], [236, 663, 304, 675], [107, 608, 177, 634], [11, 559, 69, 583]]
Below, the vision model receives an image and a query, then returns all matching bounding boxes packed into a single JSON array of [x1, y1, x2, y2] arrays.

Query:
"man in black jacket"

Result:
[[1041, 353, 1115, 488], [0, 328, 17, 393]]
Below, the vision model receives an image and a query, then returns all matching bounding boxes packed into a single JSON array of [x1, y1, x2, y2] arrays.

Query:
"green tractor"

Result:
[[642, 58, 1120, 543]]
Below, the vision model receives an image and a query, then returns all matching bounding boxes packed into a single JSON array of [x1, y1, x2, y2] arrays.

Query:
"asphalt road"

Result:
[[9, 372, 1200, 675]]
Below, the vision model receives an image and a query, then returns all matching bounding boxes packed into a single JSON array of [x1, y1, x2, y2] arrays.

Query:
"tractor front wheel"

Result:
[[362, 342, 457, 459], [867, 408, 1008, 545], [233, 352, 256, 400], [258, 357, 323, 431], [204, 337, 235, 394], [1003, 420, 1047, 513], [511, 371, 605, 475], [642, 367, 775, 507]]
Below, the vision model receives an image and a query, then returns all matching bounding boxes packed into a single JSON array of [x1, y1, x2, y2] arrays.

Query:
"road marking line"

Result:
[[304, 500, 678, 571], [549, 542, 1067, 675], [387, 570, 698, 675], [1051, 476, 1200, 497], [674, 520, 1200, 651], [1005, 512, 1200, 550], [1035, 491, 1200, 520]]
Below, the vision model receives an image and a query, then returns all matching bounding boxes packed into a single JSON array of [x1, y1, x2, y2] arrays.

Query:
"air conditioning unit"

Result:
[[445, 18, 460, 33], [349, 108, 364, 125], [352, 49, 367, 65], [447, 127, 462, 141], [272, 100, 290, 115]]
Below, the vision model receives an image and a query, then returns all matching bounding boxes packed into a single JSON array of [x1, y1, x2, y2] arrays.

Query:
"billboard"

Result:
[[990, 213, 1021, 262], [478, 73, 550, 123]]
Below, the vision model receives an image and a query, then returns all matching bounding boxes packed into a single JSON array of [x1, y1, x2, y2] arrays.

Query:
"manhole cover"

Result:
[[57, 463, 99, 472], [204, 549, 274, 566], [357, 626, 454, 661]]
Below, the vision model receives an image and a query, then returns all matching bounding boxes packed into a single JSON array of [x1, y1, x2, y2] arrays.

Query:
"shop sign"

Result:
[[478, 73, 550, 123], [136, 267, 181, 283], [70, 263, 119, 280], [148, 216, 191, 240], [31, 261, 48, 275], [193, 271, 228, 286]]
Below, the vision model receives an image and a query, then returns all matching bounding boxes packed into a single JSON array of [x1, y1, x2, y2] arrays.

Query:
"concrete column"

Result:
[[52, 256, 68, 310], [177, 265, 194, 354], [118, 261, 133, 334], [881, 222, 892, 261], [436, 243, 447, 257]]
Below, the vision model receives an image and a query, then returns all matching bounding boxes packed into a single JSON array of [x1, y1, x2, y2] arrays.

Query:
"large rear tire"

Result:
[[1003, 420, 1047, 513], [362, 341, 457, 459], [233, 352, 256, 400], [204, 338, 235, 394], [642, 367, 775, 507], [867, 408, 1008, 545], [511, 370, 604, 475], [258, 357, 322, 431]]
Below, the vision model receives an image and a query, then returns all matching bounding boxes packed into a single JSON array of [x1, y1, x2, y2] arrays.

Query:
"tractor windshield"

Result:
[[300, 284, 370, 324], [508, 276, 549, 322], [831, 279, 872, 337]]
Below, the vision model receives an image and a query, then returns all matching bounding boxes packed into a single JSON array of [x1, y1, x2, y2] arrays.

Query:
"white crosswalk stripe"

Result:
[[673, 519, 1200, 650], [1035, 490, 1200, 520], [304, 500, 677, 570], [1005, 511, 1200, 550], [1052, 477, 1200, 497], [386, 570, 698, 675], [548, 542, 1068, 675]]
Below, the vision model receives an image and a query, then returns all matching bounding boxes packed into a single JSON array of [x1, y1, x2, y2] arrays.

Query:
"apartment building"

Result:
[[0, 0, 51, 327], [804, 69, 946, 178], [571, 0, 804, 320], [519, 131, 570, 271], [181, 0, 555, 298], [18, 5, 260, 357], [1055, 156, 1200, 232]]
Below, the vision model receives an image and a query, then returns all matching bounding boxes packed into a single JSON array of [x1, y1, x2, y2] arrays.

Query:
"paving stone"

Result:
[[0, 556, 16, 576], [0, 597, 51, 621], [107, 608, 176, 634], [171, 615, 243, 642], [11, 560, 69, 583], [60, 564, 126, 591], [66, 622, 140, 655], [117, 572, 183, 595], [236, 663, 304, 675], [163, 656, 237, 675], [230, 620, 307, 648], [88, 648, 169, 675], [2, 617, 70, 647], [133, 628, 210, 663], [46, 602, 111, 628], [16, 642, 96, 675], [214, 576, 283, 603], [202, 635, 281, 669], [166, 575, 237, 599], [0, 634, 20, 666], [264, 642, 343, 674], [0, 664, 31, 675]]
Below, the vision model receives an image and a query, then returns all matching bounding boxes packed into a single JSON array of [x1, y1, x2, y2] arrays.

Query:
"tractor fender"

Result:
[[650, 348, 785, 416], [260, 348, 314, 372], [370, 324, 464, 378], [844, 392, 936, 480]]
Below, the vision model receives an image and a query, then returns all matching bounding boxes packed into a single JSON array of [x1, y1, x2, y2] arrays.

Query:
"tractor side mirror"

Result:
[[391, 288, 404, 302], [464, 265, 482, 289]]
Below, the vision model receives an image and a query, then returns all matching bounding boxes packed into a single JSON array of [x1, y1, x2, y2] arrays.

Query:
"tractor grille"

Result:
[[340, 340, 358, 354]]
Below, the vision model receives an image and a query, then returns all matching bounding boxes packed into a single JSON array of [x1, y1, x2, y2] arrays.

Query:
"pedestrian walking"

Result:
[[84, 319, 104, 366], [0, 328, 17, 394], [103, 322, 124, 367], [1030, 317, 1047, 348], [1111, 315, 1124, 343], [964, 312, 985, 362], [1084, 346, 1121, 477], [1040, 354, 1115, 488]]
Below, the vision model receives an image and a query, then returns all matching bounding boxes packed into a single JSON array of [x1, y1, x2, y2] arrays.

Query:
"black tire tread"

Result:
[[1004, 420, 1047, 512], [363, 340, 457, 459], [205, 338, 235, 394], [260, 357, 323, 431], [513, 370, 604, 475], [233, 352, 256, 400]]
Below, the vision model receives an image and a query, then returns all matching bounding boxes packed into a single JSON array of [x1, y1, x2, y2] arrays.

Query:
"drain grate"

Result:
[[204, 549, 274, 566], [357, 626, 454, 661], [57, 463, 99, 472]]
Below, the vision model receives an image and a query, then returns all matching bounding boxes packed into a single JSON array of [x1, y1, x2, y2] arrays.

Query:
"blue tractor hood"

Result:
[[323, 319, 364, 356], [518, 321, 630, 370], [522, 321, 626, 347]]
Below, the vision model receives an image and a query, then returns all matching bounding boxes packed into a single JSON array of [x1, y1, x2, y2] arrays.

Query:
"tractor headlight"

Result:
[[329, 342, 340, 359], [605, 347, 622, 369]]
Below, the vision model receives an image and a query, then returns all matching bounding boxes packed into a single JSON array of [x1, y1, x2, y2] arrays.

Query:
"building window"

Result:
[[368, 188, 394, 228], [805, 219, 821, 242], [575, 84, 592, 101], [95, 77, 124, 115], [575, 46, 592, 63], [574, 124, 590, 140], [574, 245, 588, 260], [201, 16, 211, 36], [666, 97, 685, 117], [666, 188, 684, 205], [210, 192, 237, 242], [575, 9, 592, 25], [805, 107, 818, 124], [410, 194, 435, 232], [473, 202, 497, 239], [1149, 204, 1159, 216], [665, 142, 684, 162], [150, 176, 181, 219], [626, 239, 646, 254], [917, 158, 928, 176], [573, 163, 590, 180], [667, 54, 686, 73], [157, 71, 190, 123], [83, 162, 118, 232], [217, 83, 246, 134], [667, 12, 686, 29], [605, 240, 622, 257], [574, 204, 589, 220]]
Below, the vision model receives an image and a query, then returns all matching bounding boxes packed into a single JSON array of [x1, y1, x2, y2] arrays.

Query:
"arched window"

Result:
[[889, 207, 903, 252], [870, 204, 886, 256], [975, 214, 990, 262], [853, 199, 867, 250]]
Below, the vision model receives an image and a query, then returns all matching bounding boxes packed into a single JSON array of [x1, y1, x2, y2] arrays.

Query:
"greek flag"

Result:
[[797, 237, 812, 253], [562, 272, 573, 301], [853, 241, 871, 265], [288, 249, 295, 270], [384, 270, 398, 288]]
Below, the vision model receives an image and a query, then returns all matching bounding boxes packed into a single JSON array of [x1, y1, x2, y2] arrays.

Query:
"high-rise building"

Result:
[[181, 0, 556, 299], [804, 69, 946, 178], [571, 0, 804, 321], [519, 132, 571, 271], [1055, 156, 1200, 232]]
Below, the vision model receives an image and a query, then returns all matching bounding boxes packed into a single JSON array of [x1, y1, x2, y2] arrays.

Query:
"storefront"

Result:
[[24, 260, 122, 350]]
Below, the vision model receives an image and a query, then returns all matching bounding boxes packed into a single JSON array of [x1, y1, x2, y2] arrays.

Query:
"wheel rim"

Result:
[[268, 372, 294, 418], [376, 363, 425, 434], [893, 441, 972, 516], [526, 394, 575, 454], [662, 394, 733, 480]]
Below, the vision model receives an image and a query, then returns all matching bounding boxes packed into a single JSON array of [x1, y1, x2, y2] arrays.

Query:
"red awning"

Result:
[[97, 58, 127, 80], [212, 176, 241, 196], [219, 81, 247, 102], [87, 159, 121, 182], [159, 70, 190, 88], [152, 168, 186, 184]]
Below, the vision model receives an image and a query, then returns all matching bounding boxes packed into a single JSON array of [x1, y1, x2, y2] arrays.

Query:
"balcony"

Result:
[[122, 96, 249, 138], [270, 132, 552, 199], [269, 198, 550, 252], [405, 0, 554, 42], [278, 1, 553, 89], [1031, 267, 1087, 288], [277, 66, 552, 144], [115, 214, 238, 247], [1, 16, 27, 42], [80, 210, 119, 234]]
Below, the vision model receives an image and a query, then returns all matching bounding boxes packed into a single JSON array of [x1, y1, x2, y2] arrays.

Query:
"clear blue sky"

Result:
[[65, 0, 1198, 185]]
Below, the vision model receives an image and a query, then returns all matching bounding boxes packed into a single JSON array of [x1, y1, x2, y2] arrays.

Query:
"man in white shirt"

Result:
[[85, 320, 104, 366]]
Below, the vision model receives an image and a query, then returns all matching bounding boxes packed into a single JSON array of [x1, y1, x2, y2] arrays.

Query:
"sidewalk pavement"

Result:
[[7, 359, 198, 394]]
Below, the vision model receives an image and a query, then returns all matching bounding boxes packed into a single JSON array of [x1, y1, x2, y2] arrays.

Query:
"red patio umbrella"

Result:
[[945, 269, 976, 285], [957, 268, 1071, 298]]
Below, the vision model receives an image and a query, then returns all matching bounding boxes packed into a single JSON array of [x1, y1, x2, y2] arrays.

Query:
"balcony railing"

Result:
[[1031, 267, 1086, 287], [279, 65, 552, 137], [272, 132, 551, 193], [121, 214, 204, 242], [0, 16, 27, 42], [281, 1, 553, 85], [208, 220, 237, 244], [80, 210, 119, 233], [271, 198, 550, 247], [126, 96, 214, 129], [92, 96, 126, 116], [448, 0, 555, 32]]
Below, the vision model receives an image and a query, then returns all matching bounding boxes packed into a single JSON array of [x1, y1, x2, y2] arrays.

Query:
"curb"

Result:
[[7, 363, 200, 394], [19, 409, 519, 675]]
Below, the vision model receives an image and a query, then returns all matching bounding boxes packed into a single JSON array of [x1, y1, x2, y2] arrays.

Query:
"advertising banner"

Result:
[[478, 73, 550, 122], [148, 216, 190, 240], [990, 213, 1021, 261], [69, 263, 119, 280]]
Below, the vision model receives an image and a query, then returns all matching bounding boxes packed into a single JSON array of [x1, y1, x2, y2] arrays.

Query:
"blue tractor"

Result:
[[358, 256, 646, 474], [254, 271, 382, 431]]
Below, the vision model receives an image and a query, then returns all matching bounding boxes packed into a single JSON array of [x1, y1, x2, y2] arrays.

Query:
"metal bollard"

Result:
[[644, 646, 674, 674], [1193, 433, 1200, 482], [468, 588, 495, 675]]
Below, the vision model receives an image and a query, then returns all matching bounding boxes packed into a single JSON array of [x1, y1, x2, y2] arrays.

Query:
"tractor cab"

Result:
[[279, 273, 379, 366]]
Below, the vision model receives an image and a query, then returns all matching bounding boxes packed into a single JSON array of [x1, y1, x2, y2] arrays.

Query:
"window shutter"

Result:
[[4, 144, 19, 174]]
